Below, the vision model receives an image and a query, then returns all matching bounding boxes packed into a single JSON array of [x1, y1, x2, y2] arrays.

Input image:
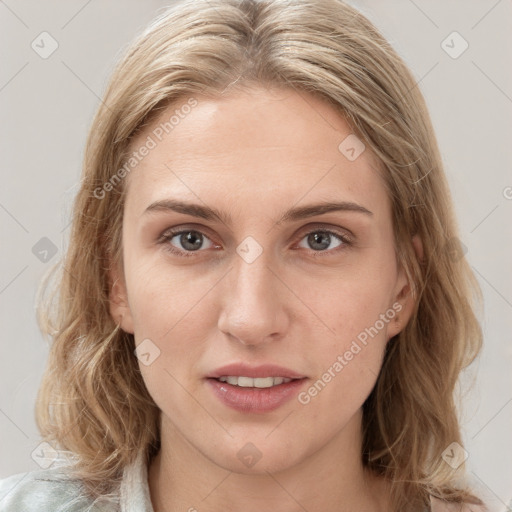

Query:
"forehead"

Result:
[[124, 86, 388, 218]]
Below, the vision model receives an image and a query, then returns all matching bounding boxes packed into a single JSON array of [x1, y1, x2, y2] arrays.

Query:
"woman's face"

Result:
[[111, 85, 413, 474]]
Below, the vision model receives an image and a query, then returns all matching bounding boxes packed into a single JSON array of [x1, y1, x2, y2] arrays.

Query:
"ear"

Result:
[[108, 260, 135, 334], [386, 234, 423, 340]]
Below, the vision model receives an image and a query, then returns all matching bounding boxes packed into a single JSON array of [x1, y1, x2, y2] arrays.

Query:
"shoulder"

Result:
[[0, 465, 114, 512], [430, 496, 488, 512]]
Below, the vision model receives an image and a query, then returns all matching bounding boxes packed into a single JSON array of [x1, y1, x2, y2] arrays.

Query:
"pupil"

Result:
[[181, 231, 202, 251]]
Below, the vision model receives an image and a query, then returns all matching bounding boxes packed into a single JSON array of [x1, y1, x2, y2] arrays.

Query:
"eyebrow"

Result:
[[143, 199, 373, 225]]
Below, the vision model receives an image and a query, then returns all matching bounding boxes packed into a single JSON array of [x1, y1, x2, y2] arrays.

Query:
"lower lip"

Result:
[[207, 378, 306, 413]]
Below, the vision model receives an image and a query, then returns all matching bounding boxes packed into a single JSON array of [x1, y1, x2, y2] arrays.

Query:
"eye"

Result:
[[160, 228, 216, 256], [297, 229, 351, 254], [158, 225, 352, 258]]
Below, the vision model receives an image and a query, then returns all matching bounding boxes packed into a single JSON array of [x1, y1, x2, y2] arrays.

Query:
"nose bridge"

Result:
[[233, 253, 273, 307], [217, 248, 287, 344]]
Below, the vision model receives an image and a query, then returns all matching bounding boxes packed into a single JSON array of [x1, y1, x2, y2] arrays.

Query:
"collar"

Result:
[[119, 452, 154, 512]]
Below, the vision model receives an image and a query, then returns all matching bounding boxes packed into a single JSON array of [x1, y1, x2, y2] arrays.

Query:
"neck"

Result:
[[148, 410, 390, 512]]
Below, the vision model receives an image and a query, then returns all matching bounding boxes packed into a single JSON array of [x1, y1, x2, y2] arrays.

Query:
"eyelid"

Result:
[[157, 223, 218, 243], [295, 222, 354, 243]]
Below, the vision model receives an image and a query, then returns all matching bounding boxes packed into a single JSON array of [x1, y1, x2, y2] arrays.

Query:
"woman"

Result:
[[0, 0, 486, 510]]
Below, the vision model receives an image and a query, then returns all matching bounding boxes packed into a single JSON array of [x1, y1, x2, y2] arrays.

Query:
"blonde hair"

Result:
[[35, 0, 484, 510]]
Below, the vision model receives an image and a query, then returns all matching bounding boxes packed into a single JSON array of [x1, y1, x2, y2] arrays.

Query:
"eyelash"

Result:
[[157, 226, 353, 258]]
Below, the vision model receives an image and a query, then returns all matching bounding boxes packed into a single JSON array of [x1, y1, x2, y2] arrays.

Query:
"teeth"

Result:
[[217, 376, 292, 388], [226, 376, 238, 386]]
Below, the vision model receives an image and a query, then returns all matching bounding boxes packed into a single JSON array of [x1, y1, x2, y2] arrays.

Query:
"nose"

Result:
[[217, 252, 290, 347]]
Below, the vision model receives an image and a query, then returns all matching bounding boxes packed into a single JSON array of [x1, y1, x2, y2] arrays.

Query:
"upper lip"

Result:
[[207, 363, 306, 380]]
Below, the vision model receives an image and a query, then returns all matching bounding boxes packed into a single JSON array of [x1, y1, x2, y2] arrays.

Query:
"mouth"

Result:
[[206, 364, 308, 413], [215, 375, 294, 388]]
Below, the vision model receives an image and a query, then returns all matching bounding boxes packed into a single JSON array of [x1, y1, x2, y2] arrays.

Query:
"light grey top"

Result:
[[0, 451, 153, 512]]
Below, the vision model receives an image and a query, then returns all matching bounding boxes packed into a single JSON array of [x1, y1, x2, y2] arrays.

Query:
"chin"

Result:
[[200, 432, 309, 475]]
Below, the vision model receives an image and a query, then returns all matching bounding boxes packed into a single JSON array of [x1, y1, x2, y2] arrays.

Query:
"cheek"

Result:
[[297, 280, 395, 414], [126, 265, 214, 417], [126, 259, 220, 387], [307, 260, 398, 343], [300, 262, 398, 396], [126, 257, 211, 336]]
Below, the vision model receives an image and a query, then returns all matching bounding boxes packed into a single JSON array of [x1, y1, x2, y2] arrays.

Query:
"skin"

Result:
[[110, 85, 420, 512]]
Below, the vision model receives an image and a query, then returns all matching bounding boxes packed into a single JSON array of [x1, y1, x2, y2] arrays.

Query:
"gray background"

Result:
[[1, 0, 511, 509]]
